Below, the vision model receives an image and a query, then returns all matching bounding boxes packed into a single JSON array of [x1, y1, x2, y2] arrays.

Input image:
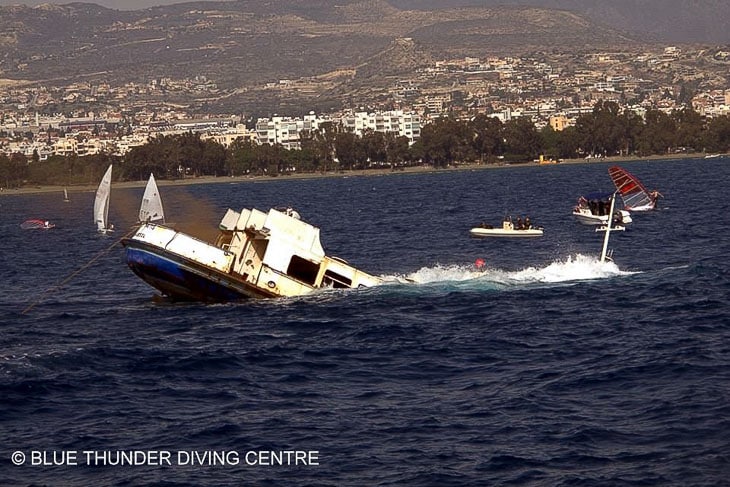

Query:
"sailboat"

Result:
[[94, 164, 113, 234], [138, 173, 165, 224], [63, 187, 70, 202], [608, 166, 662, 211]]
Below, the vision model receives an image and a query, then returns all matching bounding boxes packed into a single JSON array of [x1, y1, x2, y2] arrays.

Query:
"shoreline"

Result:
[[0, 151, 720, 197]]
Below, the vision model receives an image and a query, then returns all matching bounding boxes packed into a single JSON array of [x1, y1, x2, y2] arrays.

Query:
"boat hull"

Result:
[[625, 203, 655, 212], [470, 227, 543, 238], [572, 209, 632, 225], [124, 240, 274, 302], [595, 225, 626, 232]]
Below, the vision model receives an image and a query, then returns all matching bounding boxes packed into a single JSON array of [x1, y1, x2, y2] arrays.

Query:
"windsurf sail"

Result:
[[139, 173, 165, 223], [608, 166, 657, 211], [94, 164, 113, 233], [20, 219, 55, 230]]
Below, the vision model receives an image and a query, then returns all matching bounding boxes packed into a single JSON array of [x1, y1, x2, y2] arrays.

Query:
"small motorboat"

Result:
[[470, 219, 543, 238], [572, 193, 632, 226], [20, 219, 56, 230]]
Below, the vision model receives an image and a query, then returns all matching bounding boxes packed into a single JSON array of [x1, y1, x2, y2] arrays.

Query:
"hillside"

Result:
[[391, 0, 730, 44], [0, 1, 643, 82], [0, 0, 650, 113]]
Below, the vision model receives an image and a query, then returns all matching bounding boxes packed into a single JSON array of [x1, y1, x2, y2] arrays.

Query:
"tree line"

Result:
[[1, 102, 729, 188]]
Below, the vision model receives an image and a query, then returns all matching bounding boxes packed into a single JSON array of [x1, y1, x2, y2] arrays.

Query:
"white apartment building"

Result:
[[113, 134, 150, 156], [256, 111, 421, 149], [1, 140, 53, 160], [255, 114, 321, 150], [343, 110, 421, 145], [201, 124, 258, 147], [53, 137, 77, 157]]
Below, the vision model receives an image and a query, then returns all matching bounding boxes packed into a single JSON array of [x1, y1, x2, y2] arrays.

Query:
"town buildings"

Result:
[[1, 45, 728, 158]]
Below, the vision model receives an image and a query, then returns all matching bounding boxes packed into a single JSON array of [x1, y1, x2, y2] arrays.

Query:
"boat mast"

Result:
[[600, 191, 617, 263]]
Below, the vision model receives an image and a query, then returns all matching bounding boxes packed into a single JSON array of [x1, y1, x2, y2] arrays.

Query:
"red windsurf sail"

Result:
[[20, 219, 55, 230], [608, 166, 656, 211]]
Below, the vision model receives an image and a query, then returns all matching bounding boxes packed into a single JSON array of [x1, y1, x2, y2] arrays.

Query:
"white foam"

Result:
[[381, 254, 637, 290]]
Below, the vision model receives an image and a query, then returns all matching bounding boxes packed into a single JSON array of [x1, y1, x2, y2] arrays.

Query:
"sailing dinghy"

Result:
[[139, 173, 165, 224], [63, 187, 69, 202], [94, 164, 113, 234], [608, 166, 661, 211]]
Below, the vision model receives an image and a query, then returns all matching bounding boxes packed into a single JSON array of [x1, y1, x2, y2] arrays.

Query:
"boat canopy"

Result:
[[581, 192, 616, 201]]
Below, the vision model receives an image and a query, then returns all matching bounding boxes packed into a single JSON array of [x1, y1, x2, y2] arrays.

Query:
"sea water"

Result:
[[1, 157, 728, 485]]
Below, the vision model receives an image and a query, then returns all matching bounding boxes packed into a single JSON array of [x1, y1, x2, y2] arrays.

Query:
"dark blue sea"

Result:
[[1, 157, 729, 486]]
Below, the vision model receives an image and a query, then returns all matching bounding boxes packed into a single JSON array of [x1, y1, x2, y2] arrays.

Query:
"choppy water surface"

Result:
[[1, 158, 729, 486]]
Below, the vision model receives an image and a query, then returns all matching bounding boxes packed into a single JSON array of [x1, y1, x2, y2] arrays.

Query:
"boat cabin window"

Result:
[[322, 270, 352, 289], [287, 255, 320, 285]]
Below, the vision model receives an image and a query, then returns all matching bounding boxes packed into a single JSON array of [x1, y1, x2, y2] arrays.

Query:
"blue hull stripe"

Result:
[[123, 242, 267, 301]]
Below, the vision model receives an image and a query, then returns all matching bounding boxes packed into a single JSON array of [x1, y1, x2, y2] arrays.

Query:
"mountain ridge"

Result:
[[0, 0, 716, 114], [0, 0, 646, 85]]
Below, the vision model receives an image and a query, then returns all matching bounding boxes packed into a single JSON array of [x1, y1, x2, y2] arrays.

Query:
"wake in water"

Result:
[[380, 254, 637, 292]]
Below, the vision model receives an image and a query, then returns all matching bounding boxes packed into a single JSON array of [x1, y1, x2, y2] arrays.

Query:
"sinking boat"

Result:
[[608, 166, 661, 212], [470, 219, 543, 238], [572, 192, 632, 226], [121, 206, 381, 302]]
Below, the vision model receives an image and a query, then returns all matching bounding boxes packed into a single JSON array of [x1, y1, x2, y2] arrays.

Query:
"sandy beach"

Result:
[[0, 152, 717, 197]]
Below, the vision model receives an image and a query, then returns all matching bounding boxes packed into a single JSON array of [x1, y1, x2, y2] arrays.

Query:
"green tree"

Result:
[[470, 114, 504, 163], [0, 153, 17, 188], [385, 133, 411, 166], [555, 126, 582, 158], [616, 109, 643, 156], [1, 153, 29, 188], [637, 109, 677, 155], [418, 116, 472, 167], [334, 131, 365, 170], [227, 138, 258, 176], [704, 115, 730, 153], [673, 108, 704, 151], [573, 100, 624, 156], [361, 130, 387, 166], [503, 117, 542, 161]]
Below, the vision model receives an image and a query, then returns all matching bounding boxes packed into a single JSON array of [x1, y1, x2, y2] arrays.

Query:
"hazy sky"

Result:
[[0, 0, 221, 9]]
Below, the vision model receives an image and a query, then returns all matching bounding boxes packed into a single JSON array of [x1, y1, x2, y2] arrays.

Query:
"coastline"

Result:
[[0, 151, 719, 197]]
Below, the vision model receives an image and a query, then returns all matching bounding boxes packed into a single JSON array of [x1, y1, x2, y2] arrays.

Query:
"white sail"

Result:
[[139, 173, 165, 223], [94, 164, 113, 233], [63, 187, 69, 202]]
